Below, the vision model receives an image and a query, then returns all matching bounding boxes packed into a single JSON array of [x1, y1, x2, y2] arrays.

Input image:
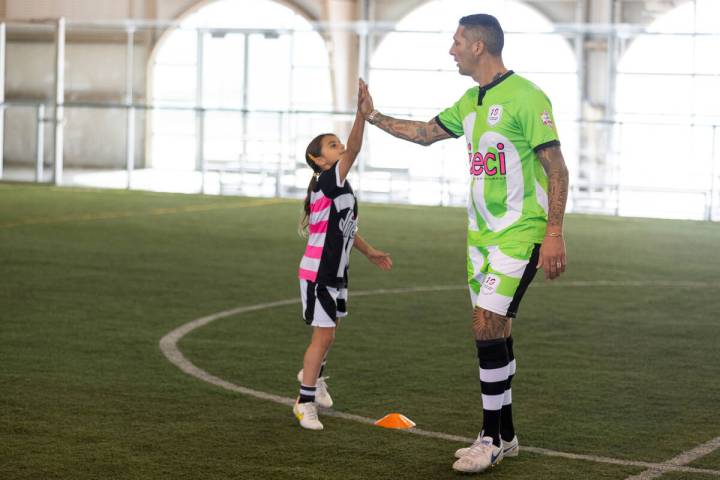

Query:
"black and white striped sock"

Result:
[[299, 384, 316, 404], [476, 338, 510, 447], [501, 335, 516, 442]]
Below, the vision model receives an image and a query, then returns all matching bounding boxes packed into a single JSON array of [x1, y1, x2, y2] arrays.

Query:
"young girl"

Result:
[[294, 79, 392, 430]]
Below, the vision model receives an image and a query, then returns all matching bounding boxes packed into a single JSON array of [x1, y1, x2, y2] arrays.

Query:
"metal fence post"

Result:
[[195, 29, 206, 194], [36, 104, 45, 182], [710, 125, 718, 221], [276, 112, 283, 198]]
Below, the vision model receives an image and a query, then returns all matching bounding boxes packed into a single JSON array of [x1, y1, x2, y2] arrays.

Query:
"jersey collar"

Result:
[[477, 70, 514, 106]]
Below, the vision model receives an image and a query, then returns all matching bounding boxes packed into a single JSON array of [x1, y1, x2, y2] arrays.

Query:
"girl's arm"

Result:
[[353, 232, 392, 271], [337, 79, 367, 183]]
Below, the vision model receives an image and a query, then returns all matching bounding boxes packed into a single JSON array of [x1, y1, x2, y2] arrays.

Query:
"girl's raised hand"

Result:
[[358, 78, 374, 118]]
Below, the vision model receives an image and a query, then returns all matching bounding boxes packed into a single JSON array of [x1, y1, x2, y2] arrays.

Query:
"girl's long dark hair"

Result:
[[300, 133, 332, 235]]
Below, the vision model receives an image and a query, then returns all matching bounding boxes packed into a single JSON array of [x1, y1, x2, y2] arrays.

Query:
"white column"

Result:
[[325, 0, 361, 193], [0, 22, 6, 180], [582, 1, 616, 202], [325, 0, 359, 113], [125, 26, 136, 189], [53, 18, 66, 186]]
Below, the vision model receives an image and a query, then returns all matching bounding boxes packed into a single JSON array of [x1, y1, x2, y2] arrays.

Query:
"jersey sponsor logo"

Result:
[[468, 142, 507, 177], [334, 193, 355, 213], [338, 209, 357, 238], [468, 132, 524, 232], [336, 210, 357, 277], [541, 110, 554, 128], [481, 274, 499, 295], [487, 105, 503, 126]]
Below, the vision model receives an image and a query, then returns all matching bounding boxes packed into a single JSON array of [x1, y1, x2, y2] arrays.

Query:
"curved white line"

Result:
[[159, 283, 720, 477], [624, 436, 720, 480]]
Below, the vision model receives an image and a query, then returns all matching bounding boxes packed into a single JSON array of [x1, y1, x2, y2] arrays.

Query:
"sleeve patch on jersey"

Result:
[[540, 110, 554, 128]]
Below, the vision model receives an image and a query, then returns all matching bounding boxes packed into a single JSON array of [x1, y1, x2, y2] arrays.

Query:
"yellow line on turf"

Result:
[[0, 198, 289, 229]]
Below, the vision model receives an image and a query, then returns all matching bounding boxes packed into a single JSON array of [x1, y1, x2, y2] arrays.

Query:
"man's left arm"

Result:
[[536, 145, 569, 280]]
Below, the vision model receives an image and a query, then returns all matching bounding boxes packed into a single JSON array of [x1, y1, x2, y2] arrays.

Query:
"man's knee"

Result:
[[472, 307, 508, 340]]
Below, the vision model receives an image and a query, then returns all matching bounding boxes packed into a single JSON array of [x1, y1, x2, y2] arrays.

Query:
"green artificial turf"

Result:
[[1, 183, 719, 479]]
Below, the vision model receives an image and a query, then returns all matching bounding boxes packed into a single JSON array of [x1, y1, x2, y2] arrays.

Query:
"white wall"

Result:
[[1, 0, 663, 169], [6, 0, 134, 21]]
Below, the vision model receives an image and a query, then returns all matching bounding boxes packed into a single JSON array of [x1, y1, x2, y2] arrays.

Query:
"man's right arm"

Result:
[[367, 113, 452, 146], [358, 80, 452, 146]]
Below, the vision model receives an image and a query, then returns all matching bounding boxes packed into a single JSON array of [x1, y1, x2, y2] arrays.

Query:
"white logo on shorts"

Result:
[[481, 274, 499, 295], [487, 105, 503, 126]]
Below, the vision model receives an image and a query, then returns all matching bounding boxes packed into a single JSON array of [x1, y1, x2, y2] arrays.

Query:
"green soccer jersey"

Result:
[[436, 71, 560, 246]]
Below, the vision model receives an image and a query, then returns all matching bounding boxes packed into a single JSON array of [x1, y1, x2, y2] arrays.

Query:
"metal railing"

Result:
[[0, 18, 719, 221]]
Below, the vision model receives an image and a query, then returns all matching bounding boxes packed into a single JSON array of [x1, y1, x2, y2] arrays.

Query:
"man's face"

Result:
[[449, 26, 478, 76]]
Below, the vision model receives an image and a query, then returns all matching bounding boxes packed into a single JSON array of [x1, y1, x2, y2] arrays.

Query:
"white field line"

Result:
[[0, 197, 289, 229], [159, 283, 720, 477], [624, 437, 720, 480]]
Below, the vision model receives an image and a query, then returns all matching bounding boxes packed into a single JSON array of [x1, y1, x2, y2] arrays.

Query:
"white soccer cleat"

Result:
[[501, 435, 519, 458], [455, 432, 484, 459], [293, 400, 323, 430], [452, 436, 503, 473], [297, 369, 333, 408], [455, 433, 519, 459]]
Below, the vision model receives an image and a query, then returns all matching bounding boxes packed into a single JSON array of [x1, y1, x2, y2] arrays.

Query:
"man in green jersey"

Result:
[[359, 13, 569, 474]]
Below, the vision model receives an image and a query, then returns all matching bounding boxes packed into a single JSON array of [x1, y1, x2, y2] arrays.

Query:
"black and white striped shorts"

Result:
[[300, 279, 348, 328]]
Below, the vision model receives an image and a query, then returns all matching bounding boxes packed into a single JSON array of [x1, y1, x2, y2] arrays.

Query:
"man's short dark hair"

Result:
[[459, 14, 504, 56]]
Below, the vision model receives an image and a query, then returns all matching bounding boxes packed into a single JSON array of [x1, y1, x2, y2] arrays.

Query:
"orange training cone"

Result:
[[374, 413, 416, 429]]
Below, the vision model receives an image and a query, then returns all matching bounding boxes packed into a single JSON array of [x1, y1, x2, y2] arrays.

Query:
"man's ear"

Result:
[[473, 39, 486, 56]]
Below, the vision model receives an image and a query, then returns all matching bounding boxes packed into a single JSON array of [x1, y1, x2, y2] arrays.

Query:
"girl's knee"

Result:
[[312, 326, 336, 348]]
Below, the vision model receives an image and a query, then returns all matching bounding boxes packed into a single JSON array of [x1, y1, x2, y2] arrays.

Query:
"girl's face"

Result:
[[312, 135, 345, 171]]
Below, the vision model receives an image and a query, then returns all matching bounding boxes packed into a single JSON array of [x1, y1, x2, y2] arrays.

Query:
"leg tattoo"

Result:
[[473, 307, 509, 341]]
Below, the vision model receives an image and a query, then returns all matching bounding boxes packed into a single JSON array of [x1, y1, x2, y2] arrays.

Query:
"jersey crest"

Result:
[[487, 105, 503, 126]]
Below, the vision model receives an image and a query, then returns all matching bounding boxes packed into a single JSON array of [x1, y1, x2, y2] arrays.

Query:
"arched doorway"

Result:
[[615, 0, 720, 219], [149, 0, 333, 197], [366, 0, 579, 206]]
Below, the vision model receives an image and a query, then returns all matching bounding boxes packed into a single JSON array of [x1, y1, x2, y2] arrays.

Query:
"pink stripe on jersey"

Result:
[[310, 196, 332, 213], [309, 221, 328, 234], [298, 268, 317, 281], [304, 245, 323, 259]]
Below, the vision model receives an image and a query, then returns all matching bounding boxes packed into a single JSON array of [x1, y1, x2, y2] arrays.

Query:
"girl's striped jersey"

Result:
[[298, 161, 358, 288]]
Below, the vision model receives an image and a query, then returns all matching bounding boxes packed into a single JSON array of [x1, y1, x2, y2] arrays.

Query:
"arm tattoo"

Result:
[[372, 115, 451, 146], [537, 146, 569, 228]]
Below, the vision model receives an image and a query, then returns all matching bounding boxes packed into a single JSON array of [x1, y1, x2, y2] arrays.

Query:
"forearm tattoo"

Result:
[[372, 115, 451, 146], [537, 145, 569, 228]]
